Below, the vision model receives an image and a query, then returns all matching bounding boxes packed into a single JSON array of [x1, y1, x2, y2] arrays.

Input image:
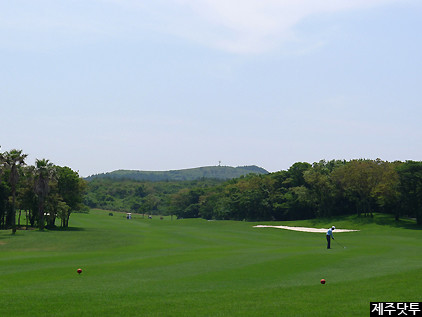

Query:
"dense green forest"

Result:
[[0, 148, 86, 231], [85, 159, 422, 224], [86, 165, 268, 182], [84, 178, 225, 215]]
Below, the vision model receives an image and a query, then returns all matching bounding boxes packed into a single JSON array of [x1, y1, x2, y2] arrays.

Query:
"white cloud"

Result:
[[164, 0, 401, 53], [0, 0, 403, 54]]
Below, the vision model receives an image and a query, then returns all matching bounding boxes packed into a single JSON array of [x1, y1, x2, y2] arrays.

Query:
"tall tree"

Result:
[[372, 161, 401, 220], [285, 162, 312, 188], [2, 149, 27, 234], [303, 163, 335, 218], [56, 166, 86, 227], [18, 166, 38, 228], [331, 159, 384, 217], [396, 161, 422, 225], [0, 147, 7, 228], [35, 159, 55, 230]]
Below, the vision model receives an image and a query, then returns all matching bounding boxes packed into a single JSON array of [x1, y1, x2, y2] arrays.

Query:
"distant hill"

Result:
[[85, 165, 269, 182]]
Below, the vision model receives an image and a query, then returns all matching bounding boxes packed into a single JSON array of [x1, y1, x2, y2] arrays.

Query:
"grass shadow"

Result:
[[372, 214, 421, 230], [48, 226, 86, 232], [23, 226, 87, 233], [307, 213, 422, 230]]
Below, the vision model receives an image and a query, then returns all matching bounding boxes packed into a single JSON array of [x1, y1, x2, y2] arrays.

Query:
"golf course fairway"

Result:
[[1, 210, 421, 316]]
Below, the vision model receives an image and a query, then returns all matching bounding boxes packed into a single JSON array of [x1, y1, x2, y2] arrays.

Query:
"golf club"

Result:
[[334, 238, 346, 249]]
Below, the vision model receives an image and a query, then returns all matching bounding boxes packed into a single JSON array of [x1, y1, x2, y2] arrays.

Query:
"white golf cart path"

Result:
[[253, 225, 359, 233]]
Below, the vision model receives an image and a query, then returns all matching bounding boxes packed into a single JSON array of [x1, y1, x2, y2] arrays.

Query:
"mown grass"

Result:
[[0, 210, 421, 316]]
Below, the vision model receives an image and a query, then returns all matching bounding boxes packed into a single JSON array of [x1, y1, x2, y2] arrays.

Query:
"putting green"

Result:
[[0, 210, 421, 316]]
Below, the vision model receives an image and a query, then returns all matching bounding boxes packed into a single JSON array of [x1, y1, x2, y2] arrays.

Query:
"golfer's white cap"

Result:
[[332, 226, 336, 229]]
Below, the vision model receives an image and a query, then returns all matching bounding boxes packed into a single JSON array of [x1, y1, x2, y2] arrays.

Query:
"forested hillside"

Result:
[[84, 178, 224, 215], [86, 165, 268, 181], [85, 159, 422, 225]]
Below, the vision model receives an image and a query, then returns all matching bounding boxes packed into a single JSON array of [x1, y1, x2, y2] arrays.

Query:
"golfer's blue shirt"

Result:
[[326, 228, 334, 238]]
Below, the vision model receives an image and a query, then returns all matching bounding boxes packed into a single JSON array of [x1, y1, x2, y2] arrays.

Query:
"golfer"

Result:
[[326, 226, 335, 249]]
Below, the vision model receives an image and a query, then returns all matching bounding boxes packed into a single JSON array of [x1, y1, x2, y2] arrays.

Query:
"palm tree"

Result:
[[2, 149, 28, 234], [19, 165, 37, 228], [0, 146, 5, 228], [35, 159, 55, 230]]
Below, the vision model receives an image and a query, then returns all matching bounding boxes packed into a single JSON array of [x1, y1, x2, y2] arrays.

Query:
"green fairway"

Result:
[[1, 211, 421, 316]]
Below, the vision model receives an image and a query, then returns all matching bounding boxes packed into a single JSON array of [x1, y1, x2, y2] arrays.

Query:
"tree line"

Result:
[[171, 159, 422, 224], [84, 178, 224, 216], [0, 147, 87, 232], [85, 159, 422, 225]]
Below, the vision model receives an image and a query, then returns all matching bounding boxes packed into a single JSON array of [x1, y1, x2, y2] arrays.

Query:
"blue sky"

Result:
[[1, 0, 421, 177]]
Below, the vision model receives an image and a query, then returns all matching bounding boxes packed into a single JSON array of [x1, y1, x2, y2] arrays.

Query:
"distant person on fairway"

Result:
[[326, 226, 335, 249]]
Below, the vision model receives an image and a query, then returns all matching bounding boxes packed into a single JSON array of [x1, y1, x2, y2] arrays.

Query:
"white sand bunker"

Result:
[[253, 225, 359, 233]]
